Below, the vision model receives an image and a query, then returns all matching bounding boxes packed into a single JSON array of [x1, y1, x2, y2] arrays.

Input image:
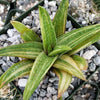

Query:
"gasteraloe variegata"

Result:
[[0, 0, 100, 99]]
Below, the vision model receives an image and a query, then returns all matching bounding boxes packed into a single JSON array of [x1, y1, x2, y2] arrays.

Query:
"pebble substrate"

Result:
[[0, 0, 100, 100]]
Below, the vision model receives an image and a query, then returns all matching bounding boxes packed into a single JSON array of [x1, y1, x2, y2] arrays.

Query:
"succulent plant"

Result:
[[0, 0, 100, 100]]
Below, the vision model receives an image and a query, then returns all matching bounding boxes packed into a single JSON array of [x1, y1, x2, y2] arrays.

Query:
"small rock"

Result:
[[62, 91, 69, 100], [18, 79, 27, 87], [73, 96, 84, 100], [47, 87, 57, 94], [40, 89, 46, 97], [93, 56, 100, 66], [66, 21, 72, 29], [89, 63, 96, 72], [49, 71, 55, 77], [48, 1, 56, 7], [52, 95, 57, 100], [82, 20, 87, 25], [83, 50, 96, 60], [49, 77, 58, 83]]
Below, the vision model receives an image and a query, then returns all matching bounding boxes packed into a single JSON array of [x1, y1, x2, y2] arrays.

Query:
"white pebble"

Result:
[[83, 50, 96, 60], [18, 79, 27, 87], [48, 1, 56, 7]]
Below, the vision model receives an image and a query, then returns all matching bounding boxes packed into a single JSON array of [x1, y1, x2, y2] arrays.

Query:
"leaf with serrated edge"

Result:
[[0, 60, 33, 88], [23, 52, 57, 100], [11, 21, 41, 42], [72, 55, 88, 70], [53, 55, 86, 80], [53, 68, 72, 98], [0, 42, 43, 59], [39, 6, 57, 53], [49, 45, 71, 56], [57, 24, 100, 49], [68, 32, 100, 55], [53, 0, 69, 37]]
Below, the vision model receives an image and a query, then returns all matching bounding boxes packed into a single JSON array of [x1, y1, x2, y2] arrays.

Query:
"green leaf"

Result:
[[39, 6, 57, 54], [57, 24, 100, 49], [68, 32, 100, 55], [72, 55, 88, 70], [11, 21, 41, 42], [53, 68, 72, 98], [23, 52, 57, 100], [49, 45, 71, 56], [53, 55, 86, 80], [11, 21, 28, 34], [53, 0, 69, 37], [0, 42, 43, 59], [21, 29, 41, 42], [0, 60, 33, 88]]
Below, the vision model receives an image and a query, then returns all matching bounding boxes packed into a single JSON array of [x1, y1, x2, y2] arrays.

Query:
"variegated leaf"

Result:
[[0, 60, 33, 88], [0, 42, 43, 59], [53, 0, 69, 37], [39, 6, 57, 54], [49, 45, 71, 56], [57, 24, 100, 49], [72, 55, 88, 70], [68, 32, 100, 55], [11, 21, 41, 42], [53, 55, 86, 80], [53, 68, 72, 98], [23, 52, 57, 100]]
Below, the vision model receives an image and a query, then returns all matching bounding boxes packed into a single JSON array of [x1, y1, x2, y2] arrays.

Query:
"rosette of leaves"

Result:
[[0, 0, 100, 100]]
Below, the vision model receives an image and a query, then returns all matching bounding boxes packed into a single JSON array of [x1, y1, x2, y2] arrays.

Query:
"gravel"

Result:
[[0, 0, 100, 100]]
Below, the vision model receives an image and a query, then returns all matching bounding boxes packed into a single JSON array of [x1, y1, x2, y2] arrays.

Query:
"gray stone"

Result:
[[49, 77, 58, 83], [66, 21, 72, 29], [52, 95, 57, 100], [40, 89, 46, 97], [82, 20, 87, 25], [49, 71, 55, 77], [47, 87, 57, 94], [0, 34, 7, 41], [83, 50, 96, 60], [0, 59, 4, 65], [89, 63, 96, 72], [73, 96, 84, 100], [62, 91, 69, 100], [18, 79, 27, 87], [48, 1, 56, 7], [1, 65, 8, 71], [93, 56, 100, 66]]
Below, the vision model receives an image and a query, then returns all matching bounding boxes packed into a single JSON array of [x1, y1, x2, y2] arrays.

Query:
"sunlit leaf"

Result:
[[0, 60, 33, 88], [0, 42, 43, 59], [53, 55, 86, 80], [49, 45, 71, 56], [53, 0, 69, 37], [39, 6, 57, 53], [23, 52, 57, 100], [72, 55, 88, 70], [53, 68, 72, 98]]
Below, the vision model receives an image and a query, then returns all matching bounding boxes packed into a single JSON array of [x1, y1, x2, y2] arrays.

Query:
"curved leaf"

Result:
[[0, 60, 33, 88], [39, 6, 57, 54], [68, 32, 100, 55], [53, 68, 72, 98], [0, 42, 43, 59], [53, 55, 86, 80], [11, 21, 41, 42], [23, 52, 57, 100], [57, 24, 100, 49], [49, 45, 71, 56], [72, 55, 88, 70], [53, 0, 69, 37], [11, 21, 28, 34]]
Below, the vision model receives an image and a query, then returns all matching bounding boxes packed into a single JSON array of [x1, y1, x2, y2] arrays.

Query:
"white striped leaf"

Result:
[[72, 55, 88, 70], [23, 52, 57, 100], [53, 68, 72, 98], [68, 32, 100, 55], [39, 6, 57, 54], [53, 0, 69, 37], [57, 24, 100, 49], [53, 55, 86, 80], [0, 42, 43, 59], [11, 21, 41, 42], [49, 45, 71, 56], [0, 60, 33, 88]]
